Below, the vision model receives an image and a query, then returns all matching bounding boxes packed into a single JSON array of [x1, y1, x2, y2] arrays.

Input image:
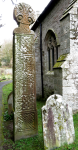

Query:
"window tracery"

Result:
[[47, 36, 58, 71]]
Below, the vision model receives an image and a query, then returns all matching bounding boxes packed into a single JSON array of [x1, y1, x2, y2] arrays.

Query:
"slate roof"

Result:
[[31, 0, 77, 31]]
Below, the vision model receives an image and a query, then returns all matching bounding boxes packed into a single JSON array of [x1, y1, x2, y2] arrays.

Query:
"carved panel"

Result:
[[15, 112, 36, 133], [22, 112, 35, 129], [13, 33, 38, 141]]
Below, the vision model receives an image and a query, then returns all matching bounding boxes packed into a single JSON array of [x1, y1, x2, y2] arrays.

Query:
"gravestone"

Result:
[[13, 3, 38, 141], [7, 91, 13, 115], [42, 94, 75, 150]]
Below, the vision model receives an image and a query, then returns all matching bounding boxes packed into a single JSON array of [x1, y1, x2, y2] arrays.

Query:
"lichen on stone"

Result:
[[53, 54, 69, 69], [42, 94, 75, 150], [53, 61, 63, 68], [57, 54, 68, 62]]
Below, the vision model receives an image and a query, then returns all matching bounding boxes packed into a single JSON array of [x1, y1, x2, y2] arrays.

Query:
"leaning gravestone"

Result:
[[42, 94, 75, 150], [13, 3, 38, 141]]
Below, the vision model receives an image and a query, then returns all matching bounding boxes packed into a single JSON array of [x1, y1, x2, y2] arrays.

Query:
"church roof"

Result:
[[31, 0, 59, 31], [31, 0, 77, 31]]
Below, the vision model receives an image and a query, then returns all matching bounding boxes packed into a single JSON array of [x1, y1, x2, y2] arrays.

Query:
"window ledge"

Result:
[[46, 71, 54, 75]]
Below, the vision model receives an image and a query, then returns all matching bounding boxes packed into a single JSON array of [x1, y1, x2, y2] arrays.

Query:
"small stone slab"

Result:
[[42, 94, 75, 150]]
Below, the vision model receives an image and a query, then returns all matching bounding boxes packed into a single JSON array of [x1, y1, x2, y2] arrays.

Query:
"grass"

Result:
[[2, 83, 78, 150], [2, 83, 45, 150]]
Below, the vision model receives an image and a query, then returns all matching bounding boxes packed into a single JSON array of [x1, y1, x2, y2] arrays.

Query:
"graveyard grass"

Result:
[[2, 83, 78, 150]]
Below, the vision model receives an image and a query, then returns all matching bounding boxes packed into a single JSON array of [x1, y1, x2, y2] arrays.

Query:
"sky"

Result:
[[0, 0, 51, 45]]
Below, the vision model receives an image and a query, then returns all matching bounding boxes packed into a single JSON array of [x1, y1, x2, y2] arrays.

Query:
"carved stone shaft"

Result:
[[13, 3, 38, 141]]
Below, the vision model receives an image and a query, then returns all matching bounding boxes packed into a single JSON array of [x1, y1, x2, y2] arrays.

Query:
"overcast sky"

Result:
[[0, 0, 51, 45]]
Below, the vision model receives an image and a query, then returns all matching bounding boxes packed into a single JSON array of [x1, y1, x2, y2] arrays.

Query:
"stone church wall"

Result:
[[60, 15, 70, 55], [62, 1, 78, 113], [34, 0, 73, 97], [54, 69, 62, 95], [34, 27, 42, 96]]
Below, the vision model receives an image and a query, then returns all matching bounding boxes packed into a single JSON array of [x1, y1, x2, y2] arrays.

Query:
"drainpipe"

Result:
[[40, 23, 44, 98]]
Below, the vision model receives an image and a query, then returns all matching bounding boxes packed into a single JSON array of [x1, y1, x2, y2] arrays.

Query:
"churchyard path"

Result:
[[0, 80, 12, 149]]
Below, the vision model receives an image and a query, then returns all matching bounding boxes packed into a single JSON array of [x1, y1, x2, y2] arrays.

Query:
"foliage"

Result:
[[2, 76, 6, 80], [4, 110, 13, 121], [0, 41, 12, 67], [2, 82, 78, 149], [0, 74, 12, 81]]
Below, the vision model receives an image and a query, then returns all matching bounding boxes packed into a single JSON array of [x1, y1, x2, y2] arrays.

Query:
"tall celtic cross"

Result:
[[13, 3, 38, 141]]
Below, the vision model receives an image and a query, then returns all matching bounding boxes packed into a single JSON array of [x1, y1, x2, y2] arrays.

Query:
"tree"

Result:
[[0, 41, 12, 67]]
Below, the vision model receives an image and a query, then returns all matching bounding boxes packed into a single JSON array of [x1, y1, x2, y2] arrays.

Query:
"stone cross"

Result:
[[42, 94, 75, 150], [13, 3, 38, 141]]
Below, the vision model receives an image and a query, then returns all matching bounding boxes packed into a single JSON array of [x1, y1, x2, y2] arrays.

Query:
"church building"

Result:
[[31, 0, 78, 113]]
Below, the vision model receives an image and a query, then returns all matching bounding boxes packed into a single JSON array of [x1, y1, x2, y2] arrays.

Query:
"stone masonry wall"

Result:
[[54, 69, 62, 95], [62, 1, 78, 113], [60, 15, 70, 55], [34, 0, 73, 97], [34, 29, 42, 96]]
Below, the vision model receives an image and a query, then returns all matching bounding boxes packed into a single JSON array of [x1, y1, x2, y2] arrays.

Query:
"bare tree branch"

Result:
[[2, 0, 17, 5], [11, 0, 17, 5], [0, 0, 17, 28], [0, 24, 5, 28]]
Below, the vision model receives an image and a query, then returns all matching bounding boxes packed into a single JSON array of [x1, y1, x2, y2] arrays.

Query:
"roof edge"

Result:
[[31, 0, 59, 31]]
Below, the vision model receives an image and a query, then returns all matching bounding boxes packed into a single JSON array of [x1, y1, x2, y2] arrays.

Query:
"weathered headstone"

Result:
[[7, 91, 13, 115], [42, 94, 75, 150], [13, 3, 38, 141]]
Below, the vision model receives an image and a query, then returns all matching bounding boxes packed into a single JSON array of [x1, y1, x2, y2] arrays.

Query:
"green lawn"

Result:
[[2, 83, 78, 150]]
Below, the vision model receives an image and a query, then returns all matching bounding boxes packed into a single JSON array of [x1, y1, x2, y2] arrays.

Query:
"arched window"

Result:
[[47, 37, 55, 71], [45, 30, 58, 71]]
